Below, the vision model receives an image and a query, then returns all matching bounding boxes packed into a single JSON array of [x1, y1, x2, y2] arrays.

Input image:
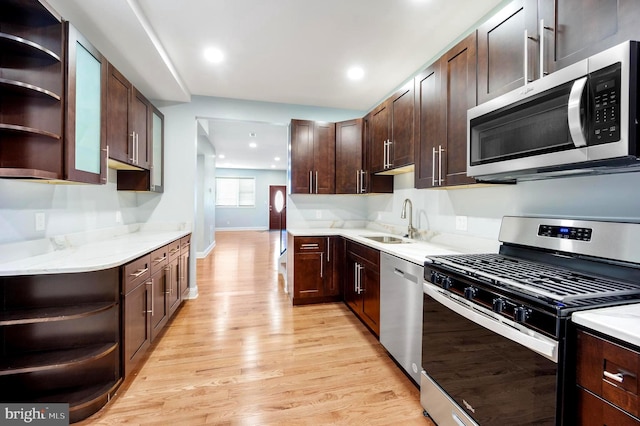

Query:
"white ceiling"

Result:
[[46, 0, 505, 170]]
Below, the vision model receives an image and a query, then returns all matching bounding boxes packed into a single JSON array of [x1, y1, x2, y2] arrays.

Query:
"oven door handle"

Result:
[[568, 76, 588, 148], [424, 283, 558, 362]]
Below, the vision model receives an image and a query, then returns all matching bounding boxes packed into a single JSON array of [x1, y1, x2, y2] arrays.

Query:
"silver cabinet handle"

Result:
[[135, 132, 139, 164], [320, 252, 324, 278], [604, 371, 625, 383], [382, 140, 387, 169], [153, 255, 167, 264], [309, 170, 313, 193], [387, 140, 393, 169], [356, 170, 359, 194], [315, 171, 318, 193], [130, 267, 149, 278], [539, 19, 546, 78], [360, 170, 366, 193], [129, 132, 136, 163], [354, 263, 360, 293], [438, 145, 445, 185], [357, 264, 364, 294], [146, 279, 154, 314], [568, 76, 588, 148], [431, 147, 436, 186], [300, 243, 319, 250], [326, 237, 330, 262]]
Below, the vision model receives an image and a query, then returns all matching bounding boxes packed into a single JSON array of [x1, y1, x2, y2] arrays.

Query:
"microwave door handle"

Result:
[[568, 76, 588, 148]]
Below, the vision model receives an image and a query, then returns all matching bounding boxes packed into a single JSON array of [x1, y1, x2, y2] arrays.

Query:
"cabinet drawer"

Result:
[[150, 246, 169, 274], [294, 237, 325, 253], [577, 387, 640, 426], [180, 235, 191, 253], [577, 329, 640, 417], [167, 239, 181, 261], [123, 254, 151, 294], [346, 241, 379, 267]]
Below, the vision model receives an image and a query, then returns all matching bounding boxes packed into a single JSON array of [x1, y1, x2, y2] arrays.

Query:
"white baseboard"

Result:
[[197, 241, 215, 259]]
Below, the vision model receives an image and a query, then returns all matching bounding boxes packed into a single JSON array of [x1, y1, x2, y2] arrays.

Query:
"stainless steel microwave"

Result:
[[467, 40, 640, 182]]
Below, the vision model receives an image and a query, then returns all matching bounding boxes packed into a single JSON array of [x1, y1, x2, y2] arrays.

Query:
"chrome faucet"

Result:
[[401, 198, 417, 239]]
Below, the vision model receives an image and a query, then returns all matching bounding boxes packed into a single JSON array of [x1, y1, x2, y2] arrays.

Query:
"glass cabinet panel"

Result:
[[151, 110, 163, 191]]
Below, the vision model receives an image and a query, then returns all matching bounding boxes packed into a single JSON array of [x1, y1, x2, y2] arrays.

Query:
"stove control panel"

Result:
[[538, 224, 592, 241]]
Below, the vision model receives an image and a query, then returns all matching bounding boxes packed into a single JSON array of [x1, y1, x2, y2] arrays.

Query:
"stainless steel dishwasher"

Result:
[[380, 252, 423, 385]]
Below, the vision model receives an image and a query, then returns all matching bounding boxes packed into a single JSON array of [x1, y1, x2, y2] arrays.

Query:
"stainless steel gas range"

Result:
[[421, 216, 640, 426]]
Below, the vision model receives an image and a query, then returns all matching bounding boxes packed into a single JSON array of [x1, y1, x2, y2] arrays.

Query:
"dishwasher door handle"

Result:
[[393, 268, 405, 277]]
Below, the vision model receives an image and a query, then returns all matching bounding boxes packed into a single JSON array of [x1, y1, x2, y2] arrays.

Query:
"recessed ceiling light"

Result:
[[347, 66, 364, 80], [204, 47, 224, 64], [249, 132, 257, 137], [218, 154, 225, 159], [249, 142, 257, 148], [274, 157, 280, 161]]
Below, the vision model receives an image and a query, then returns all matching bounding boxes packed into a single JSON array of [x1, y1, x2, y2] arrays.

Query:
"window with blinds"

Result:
[[215, 177, 255, 207]]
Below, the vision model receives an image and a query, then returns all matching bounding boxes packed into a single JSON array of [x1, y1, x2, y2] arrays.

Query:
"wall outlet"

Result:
[[315, 210, 322, 219], [35, 212, 45, 231], [115, 210, 123, 224], [455, 215, 468, 231]]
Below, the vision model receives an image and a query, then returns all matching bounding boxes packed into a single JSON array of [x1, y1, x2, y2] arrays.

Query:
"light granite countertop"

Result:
[[287, 227, 500, 265], [572, 303, 640, 349], [0, 223, 191, 276]]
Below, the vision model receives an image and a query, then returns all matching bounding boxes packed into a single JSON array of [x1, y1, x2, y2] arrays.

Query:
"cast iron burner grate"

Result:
[[427, 253, 640, 302]]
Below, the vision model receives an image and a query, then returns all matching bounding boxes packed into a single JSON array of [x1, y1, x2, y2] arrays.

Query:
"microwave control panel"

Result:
[[590, 63, 621, 144]]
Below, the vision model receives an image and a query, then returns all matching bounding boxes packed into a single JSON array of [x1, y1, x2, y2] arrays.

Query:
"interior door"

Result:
[[269, 185, 286, 231]]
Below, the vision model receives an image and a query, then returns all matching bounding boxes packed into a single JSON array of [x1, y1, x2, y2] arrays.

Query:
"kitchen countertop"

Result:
[[0, 224, 191, 276], [572, 303, 640, 349], [287, 227, 500, 265]]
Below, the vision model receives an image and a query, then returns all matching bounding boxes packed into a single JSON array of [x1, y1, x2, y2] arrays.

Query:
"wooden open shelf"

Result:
[[0, 32, 61, 62], [0, 302, 116, 326], [0, 123, 61, 140], [0, 168, 61, 180], [0, 78, 61, 100], [0, 343, 118, 376]]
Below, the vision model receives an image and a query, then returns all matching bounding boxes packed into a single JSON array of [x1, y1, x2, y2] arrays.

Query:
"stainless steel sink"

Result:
[[363, 235, 412, 244]]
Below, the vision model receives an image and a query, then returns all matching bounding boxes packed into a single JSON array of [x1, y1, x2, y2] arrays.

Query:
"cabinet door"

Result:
[[441, 32, 477, 187], [361, 262, 381, 337], [290, 119, 314, 194], [344, 252, 363, 313], [132, 89, 150, 170], [123, 282, 151, 377], [539, 0, 640, 75], [414, 62, 442, 189], [64, 22, 107, 184], [390, 81, 415, 168], [106, 63, 133, 166], [313, 121, 335, 194], [325, 236, 343, 297], [477, 0, 539, 104], [149, 268, 169, 342], [179, 235, 191, 301], [150, 107, 164, 192], [335, 119, 363, 194], [167, 258, 180, 317], [369, 103, 389, 173]]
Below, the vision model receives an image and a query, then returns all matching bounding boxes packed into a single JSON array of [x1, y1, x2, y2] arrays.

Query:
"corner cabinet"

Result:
[[344, 240, 381, 337], [290, 119, 335, 194], [287, 235, 343, 305], [0, 270, 122, 423], [368, 81, 415, 175]]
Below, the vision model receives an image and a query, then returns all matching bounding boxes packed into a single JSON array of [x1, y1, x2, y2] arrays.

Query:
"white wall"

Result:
[[215, 168, 287, 230]]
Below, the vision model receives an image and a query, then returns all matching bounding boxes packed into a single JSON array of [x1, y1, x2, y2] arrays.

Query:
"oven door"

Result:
[[421, 282, 559, 425]]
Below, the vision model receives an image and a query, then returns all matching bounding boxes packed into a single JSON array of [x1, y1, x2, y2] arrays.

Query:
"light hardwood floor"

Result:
[[78, 231, 431, 425]]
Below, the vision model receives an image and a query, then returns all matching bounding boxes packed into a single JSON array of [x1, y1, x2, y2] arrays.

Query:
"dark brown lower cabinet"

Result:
[[344, 240, 381, 337], [576, 329, 640, 425], [179, 235, 191, 301], [149, 246, 169, 342], [287, 235, 343, 305], [0, 269, 121, 423]]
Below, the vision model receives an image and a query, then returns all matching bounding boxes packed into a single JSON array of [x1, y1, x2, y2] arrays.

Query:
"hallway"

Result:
[[79, 231, 428, 425]]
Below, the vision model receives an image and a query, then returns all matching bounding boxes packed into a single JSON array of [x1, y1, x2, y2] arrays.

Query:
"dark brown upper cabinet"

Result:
[[414, 33, 477, 189], [335, 118, 392, 194], [477, 0, 539, 104], [539, 0, 640, 74], [368, 81, 415, 175], [64, 22, 108, 184], [106, 63, 150, 171], [290, 119, 335, 194]]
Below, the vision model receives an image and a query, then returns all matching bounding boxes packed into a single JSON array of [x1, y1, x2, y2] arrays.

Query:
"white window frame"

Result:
[[215, 177, 256, 207]]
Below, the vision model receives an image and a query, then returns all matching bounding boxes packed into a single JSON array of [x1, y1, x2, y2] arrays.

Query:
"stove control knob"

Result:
[[442, 277, 453, 290], [514, 306, 531, 323], [492, 298, 506, 313], [463, 286, 477, 300], [430, 271, 438, 284]]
